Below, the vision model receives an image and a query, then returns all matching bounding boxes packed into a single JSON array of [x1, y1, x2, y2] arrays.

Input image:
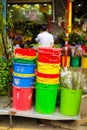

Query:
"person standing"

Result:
[[35, 24, 54, 48]]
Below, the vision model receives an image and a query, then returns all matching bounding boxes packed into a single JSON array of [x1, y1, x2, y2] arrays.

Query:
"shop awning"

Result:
[[7, 0, 53, 4]]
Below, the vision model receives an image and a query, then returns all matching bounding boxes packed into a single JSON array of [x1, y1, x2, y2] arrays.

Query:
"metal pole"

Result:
[[52, 0, 55, 22]]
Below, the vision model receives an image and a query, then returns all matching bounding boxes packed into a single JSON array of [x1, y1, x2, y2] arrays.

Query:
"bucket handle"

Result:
[[31, 82, 35, 85], [49, 54, 61, 62], [49, 57, 58, 62]]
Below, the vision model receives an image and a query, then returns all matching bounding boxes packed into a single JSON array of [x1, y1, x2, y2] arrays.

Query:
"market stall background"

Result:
[[0, 0, 87, 127]]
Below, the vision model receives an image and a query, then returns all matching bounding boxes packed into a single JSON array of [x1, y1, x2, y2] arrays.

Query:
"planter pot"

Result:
[[81, 56, 87, 68], [71, 56, 80, 67], [59, 87, 83, 116], [62, 56, 70, 67]]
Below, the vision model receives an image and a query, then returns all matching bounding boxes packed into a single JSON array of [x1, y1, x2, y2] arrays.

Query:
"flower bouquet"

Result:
[[60, 67, 86, 90]]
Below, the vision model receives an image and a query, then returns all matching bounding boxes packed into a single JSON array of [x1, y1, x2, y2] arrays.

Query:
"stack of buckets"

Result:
[[12, 48, 36, 111], [35, 47, 62, 114]]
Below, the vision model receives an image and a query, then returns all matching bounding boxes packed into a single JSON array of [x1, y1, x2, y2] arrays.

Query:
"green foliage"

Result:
[[0, 33, 4, 56], [0, 58, 12, 96], [7, 11, 14, 30], [58, 32, 87, 46], [69, 32, 86, 45]]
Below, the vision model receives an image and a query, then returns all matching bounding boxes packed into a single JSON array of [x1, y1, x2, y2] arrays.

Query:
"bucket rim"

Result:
[[35, 86, 58, 90], [13, 85, 34, 89], [13, 62, 36, 66], [12, 74, 35, 78], [61, 87, 83, 92], [36, 81, 59, 86]]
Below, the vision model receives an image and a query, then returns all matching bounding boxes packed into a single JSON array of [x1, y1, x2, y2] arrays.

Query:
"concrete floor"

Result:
[[0, 97, 87, 130]]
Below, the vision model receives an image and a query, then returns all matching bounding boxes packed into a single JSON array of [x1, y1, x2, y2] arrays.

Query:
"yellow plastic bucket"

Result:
[[62, 56, 70, 67], [37, 62, 60, 74], [81, 56, 87, 68], [36, 76, 59, 84], [13, 72, 35, 77], [14, 55, 36, 60]]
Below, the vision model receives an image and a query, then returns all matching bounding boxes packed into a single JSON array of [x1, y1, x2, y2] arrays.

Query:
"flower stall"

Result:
[[0, 0, 87, 128]]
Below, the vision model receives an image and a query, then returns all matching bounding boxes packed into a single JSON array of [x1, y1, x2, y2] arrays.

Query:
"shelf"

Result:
[[0, 106, 9, 115], [0, 106, 80, 120]]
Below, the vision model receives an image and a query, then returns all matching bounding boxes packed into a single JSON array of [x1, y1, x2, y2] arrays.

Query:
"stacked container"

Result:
[[35, 47, 62, 114], [12, 48, 36, 111]]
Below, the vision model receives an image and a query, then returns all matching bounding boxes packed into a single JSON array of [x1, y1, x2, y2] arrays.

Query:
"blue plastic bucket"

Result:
[[12, 75, 35, 87], [13, 63, 36, 74]]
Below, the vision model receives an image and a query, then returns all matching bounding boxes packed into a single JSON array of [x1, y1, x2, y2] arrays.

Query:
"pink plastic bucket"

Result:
[[13, 86, 33, 111]]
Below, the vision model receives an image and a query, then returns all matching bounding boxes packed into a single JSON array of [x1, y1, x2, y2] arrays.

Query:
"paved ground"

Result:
[[0, 97, 87, 130], [0, 115, 87, 130]]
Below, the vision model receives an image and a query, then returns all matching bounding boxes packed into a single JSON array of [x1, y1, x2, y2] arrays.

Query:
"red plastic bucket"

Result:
[[38, 47, 62, 64], [13, 86, 33, 111], [36, 71, 59, 78], [15, 48, 36, 56]]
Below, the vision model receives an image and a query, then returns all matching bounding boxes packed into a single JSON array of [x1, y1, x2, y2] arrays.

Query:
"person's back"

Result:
[[35, 24, 54, 48]]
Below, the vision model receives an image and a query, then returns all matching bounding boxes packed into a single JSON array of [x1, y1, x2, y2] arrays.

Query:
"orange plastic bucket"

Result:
[[62, 56, 70, 67]]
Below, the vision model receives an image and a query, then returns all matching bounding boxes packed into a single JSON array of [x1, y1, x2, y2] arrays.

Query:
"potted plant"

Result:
[[69, 32, 86, 46], [59, 67, 85, 116], [70, 45, 82, 67], [58, 32, 86, 47]]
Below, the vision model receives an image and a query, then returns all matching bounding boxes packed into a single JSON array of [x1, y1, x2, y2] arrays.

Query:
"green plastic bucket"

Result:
[[35, 82, 59, 114], [13, 58, 36, 64], [36, 82, 59, 89], [59, 87, 83, 116], [71, 56, 80, 67]]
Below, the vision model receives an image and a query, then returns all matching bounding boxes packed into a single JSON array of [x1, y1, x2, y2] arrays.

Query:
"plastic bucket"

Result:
[[81, 56, 87, 68], [38, 47, 62, 64], [13, 58, 36, 64], [14, 55, 36, 60], [36, 76, 59, 84], [35, 84, 58, 114], [59, 87, 83, 116], [13, 63, 36, 74], [71, 56, 80, 67], [15, 48, 36, 56], [12, 75, 35, 87], [36, 82, 59, 88], [37, 62, 60, 74], [36, 71, 59, 78], [62, 56, 70, 67], [13, 86, 33, 111], [13, 72, 35, 77]]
